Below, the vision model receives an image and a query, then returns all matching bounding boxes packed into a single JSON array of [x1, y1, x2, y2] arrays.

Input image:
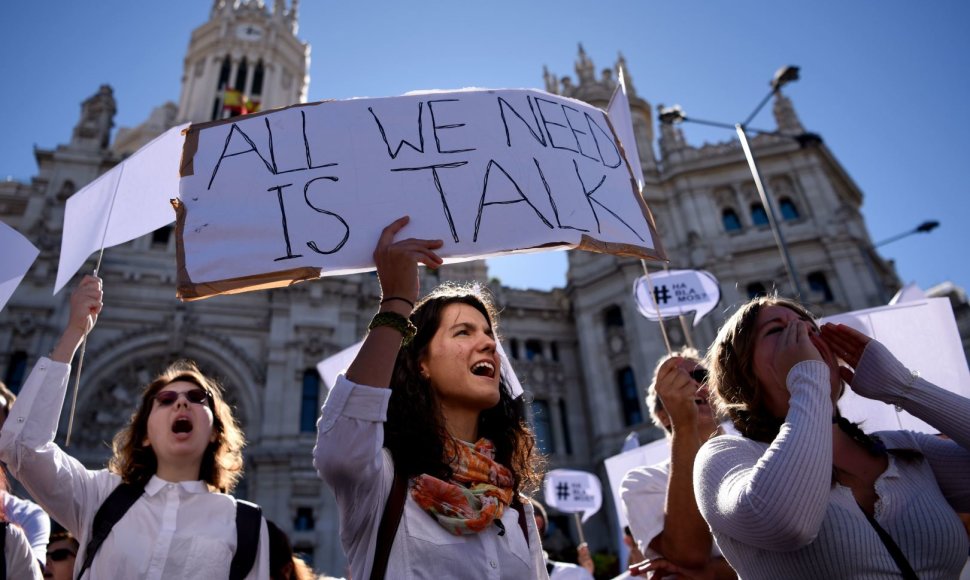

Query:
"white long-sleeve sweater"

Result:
[[694, 342, 970, 580]]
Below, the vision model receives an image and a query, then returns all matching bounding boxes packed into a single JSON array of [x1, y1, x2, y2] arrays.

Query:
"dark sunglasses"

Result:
[[48, 548, 76, 562], [689, 369, 709, 385], [153, 388, 211, 407]]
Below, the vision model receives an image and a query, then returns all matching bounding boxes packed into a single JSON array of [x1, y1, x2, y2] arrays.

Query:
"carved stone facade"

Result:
[[1, 12, 906, 577]]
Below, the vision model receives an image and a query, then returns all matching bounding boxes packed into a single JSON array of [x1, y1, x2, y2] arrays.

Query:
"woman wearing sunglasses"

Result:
[[314, 217, 545, 579], [0, 275, 268, 579]]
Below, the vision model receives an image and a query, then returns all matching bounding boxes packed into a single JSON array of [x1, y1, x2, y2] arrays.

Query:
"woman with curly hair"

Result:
[[0, 275, 268, 579], [693, 295, 970, 579], [314, 217, 545, 579]]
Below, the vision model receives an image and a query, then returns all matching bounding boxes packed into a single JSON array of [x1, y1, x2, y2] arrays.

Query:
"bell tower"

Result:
[[176, 0, 309, 123]]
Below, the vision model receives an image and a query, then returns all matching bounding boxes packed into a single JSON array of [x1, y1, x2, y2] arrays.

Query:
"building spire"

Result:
[[772, 89, 804, 134], [575, 43, 594, 84], [287, 0, 299, 33]]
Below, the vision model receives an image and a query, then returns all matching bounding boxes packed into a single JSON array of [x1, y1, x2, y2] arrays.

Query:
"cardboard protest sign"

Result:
[[317, 337, 524, 398], [0, 221, 39, 312], [633, 269, 721, 326], [606, 68, 643, 191], [56, 123, 189, 294], [176, 89, 665, 300], [821, 298, 970, 433], [543, 469, 603, 523]]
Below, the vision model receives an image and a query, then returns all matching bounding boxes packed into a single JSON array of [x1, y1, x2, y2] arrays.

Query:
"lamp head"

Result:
[[658, 105, 686, 125], [771, 65, 800, 91], [916, 220, 940, 234]]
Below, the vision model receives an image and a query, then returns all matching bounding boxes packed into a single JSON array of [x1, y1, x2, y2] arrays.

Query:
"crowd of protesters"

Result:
[[0, 220, 968, 579]]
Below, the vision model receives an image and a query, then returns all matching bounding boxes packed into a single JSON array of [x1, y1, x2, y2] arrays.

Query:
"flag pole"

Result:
[[573, 512, 587, 546], [640, 260, 672, 356], [64, 163, 124, 447]]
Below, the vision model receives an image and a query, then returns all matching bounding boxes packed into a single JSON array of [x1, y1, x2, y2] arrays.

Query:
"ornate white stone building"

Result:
[[1, 2, 912, 575]]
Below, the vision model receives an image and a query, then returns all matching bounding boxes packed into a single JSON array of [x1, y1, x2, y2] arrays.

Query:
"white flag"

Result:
[[607, 67, 644, 191], [55, 123, 189, 293], [0, 221, 39, 312], [543, 468, 603, 523], [633, 269, 721, 326]]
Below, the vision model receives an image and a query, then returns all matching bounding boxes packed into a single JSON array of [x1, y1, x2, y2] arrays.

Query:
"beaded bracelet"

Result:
[[380, 296, 415, 310], [368, 311, 417, 346]]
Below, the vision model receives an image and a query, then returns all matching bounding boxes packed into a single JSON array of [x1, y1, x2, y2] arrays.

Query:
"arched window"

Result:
[[603, 305, 624, 329], [509, 338, 520, 360], [779, 197, 800, 221], [4, 351, 27, 394], [751, 203, 769, 226], [531, 399, 555, 455], [746, 282, 767, 299], [558, 399, 573, 455], [235, 57, 248, 91], [722, 208, 742, 232], [251, 60, 265, 96], [808, 271, 834, 302], [300, 369, 321, 433], [294, 507, 315, 531], [616, 367, 642, 426], [524, 339, 543, 361], [217, 55, 231, 89]]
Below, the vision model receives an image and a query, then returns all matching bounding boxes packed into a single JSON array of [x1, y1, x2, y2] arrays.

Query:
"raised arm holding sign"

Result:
[[177, 88, 664, 300]]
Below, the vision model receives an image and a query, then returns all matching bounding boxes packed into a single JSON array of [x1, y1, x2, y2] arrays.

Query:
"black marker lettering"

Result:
[[533, 158, 588, 232], [584, 112, 622, 168], [208, 124, 277, 190], [269, 183, 303, 261], [573, 159, 643, 241], [303, 110, 339, 170], [562, 105, 600, 162], [534, 97, 579, 154], [391, 162, 467, 243], [368, 103, 425, 160], [304, 176, 349, 255], [497, 95, 547, 147], [473, 159, 554, 242], [427, 99, 475, 154]]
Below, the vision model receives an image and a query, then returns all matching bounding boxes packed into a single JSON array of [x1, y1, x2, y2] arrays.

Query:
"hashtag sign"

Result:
[[556, 481, 570, 501], [653, 284, 671, 305]]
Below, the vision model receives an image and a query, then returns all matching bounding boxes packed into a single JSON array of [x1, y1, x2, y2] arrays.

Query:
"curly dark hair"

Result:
[[384, 283, 542, 495], [109, 360, 246, 493]]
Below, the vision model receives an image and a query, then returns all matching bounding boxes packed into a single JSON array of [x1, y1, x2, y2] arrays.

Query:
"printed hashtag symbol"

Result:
[[653, 285, 671, 305], [556, 482, 570, 501]]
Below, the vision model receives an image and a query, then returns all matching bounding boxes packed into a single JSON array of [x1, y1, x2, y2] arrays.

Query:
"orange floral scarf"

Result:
[[410, 438, 514, 536]]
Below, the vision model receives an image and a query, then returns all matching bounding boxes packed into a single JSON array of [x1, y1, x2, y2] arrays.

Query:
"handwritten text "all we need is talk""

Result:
[[197, 90, 645, 263]]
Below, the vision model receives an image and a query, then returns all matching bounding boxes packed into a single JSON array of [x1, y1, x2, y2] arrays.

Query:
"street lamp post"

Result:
[[659, 65, 806, 298], [875, 220, 940, 247]]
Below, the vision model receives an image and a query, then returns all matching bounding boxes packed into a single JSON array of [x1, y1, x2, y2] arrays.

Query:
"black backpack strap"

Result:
[[0, 521, 8, 580], [229, 500, 262, 580], [78, 482, 145, 579], [859, 505, 919, 580], [370, 463, 408, 580]]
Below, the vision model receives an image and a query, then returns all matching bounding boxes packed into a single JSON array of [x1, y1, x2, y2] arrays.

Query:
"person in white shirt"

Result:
[[0, 379, 52, 567], [0, 275, 269, 580], [314, 216, 547, 579], [620, 351, 735, 579], [0, 468, 41, 579]]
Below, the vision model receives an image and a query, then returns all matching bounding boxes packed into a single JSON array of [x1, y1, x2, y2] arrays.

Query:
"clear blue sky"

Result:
[[2, 1, 968, 295]]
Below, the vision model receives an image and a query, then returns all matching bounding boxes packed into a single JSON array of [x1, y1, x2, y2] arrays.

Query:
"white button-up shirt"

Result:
[[314, 375, 548, 580], [0, 358, 269, 580]]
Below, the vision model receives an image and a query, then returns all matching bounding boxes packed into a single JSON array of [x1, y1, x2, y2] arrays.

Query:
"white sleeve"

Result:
[[312, 374, 393, 580], [694, 360, 834, 552], [5, 524, 43, 580], [620, 464, 668, 556], [0, 358, 114, 539]]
